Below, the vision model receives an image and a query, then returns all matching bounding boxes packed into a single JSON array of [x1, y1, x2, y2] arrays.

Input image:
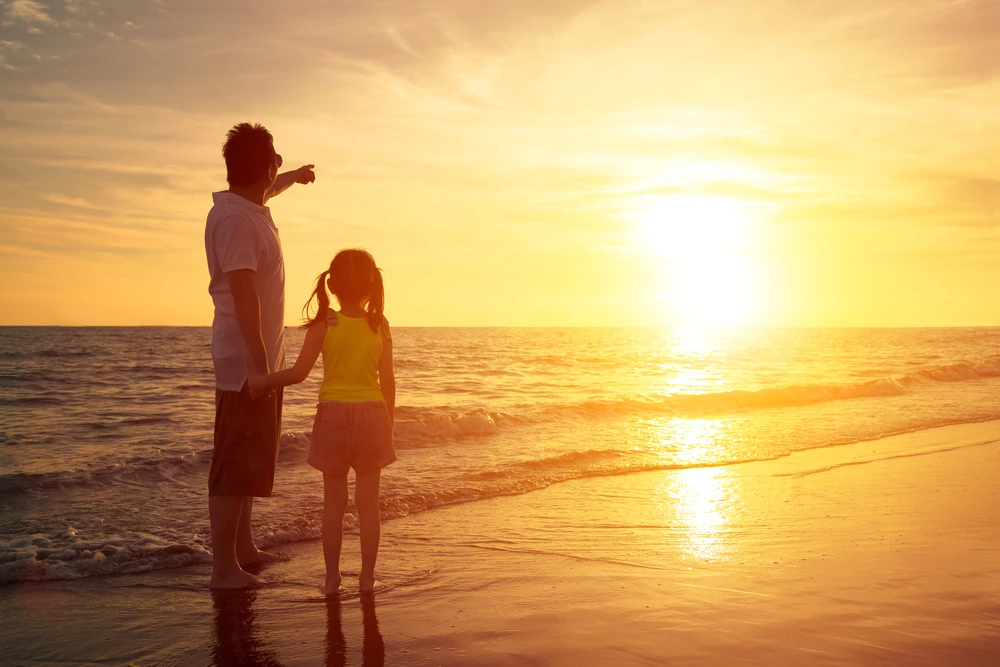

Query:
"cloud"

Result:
[[40, 193, 108, 210], [64, 0, 98, 15], [5, 0, 57, 26]]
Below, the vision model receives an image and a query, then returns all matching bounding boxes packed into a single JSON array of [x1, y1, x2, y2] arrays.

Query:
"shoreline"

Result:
[[3, 419, 1000, 666]]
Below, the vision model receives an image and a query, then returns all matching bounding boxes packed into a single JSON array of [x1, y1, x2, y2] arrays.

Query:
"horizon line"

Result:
[[1, 324, 999, 330]]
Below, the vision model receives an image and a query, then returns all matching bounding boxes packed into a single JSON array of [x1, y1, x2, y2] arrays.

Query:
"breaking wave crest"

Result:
[[0, 530, 212, 585], [557, 357, 1000, 418]]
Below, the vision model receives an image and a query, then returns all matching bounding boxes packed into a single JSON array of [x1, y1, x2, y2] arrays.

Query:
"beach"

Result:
[[4, 419, 999, 666], [4, 0, 1000, 662]]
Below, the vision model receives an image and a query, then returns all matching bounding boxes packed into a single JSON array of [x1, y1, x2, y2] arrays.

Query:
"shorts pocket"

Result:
[[228, 384, 277, 440]]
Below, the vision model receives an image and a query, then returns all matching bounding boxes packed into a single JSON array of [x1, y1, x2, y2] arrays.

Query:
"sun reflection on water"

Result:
[[656, 417, 739, 562], [671, 327, 718, 358]]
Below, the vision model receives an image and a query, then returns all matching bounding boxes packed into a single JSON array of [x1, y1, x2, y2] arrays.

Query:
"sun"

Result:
[[627, 194, 762, 327]]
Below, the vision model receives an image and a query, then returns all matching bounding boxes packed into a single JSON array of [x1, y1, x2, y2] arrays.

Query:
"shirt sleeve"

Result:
[[214, 214, 263, 274]]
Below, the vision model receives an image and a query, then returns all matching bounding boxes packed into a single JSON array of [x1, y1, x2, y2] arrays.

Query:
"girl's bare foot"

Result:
[[237, 548, 277, 567], [210, 568, 262, 590], [359, 571, 375, 594], [320, 573, 342, 597]]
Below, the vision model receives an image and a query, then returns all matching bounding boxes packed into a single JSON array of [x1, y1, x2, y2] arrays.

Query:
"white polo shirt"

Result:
[[204, 191, 286, 391]]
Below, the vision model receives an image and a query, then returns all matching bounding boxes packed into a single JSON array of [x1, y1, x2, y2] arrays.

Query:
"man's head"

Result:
[[222, 122, 281, 188]]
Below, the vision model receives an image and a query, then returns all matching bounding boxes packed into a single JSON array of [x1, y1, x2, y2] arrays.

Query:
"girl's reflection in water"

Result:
[[211, 590, 283, 667], [326, 595, 386, 667], [210, 589, 385, 666], [361, 595, 386, 666], [325, 597, 346, 666]]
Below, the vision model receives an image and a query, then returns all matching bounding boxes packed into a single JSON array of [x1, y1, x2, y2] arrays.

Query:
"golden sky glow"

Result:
[[1, 0, 999, 326]]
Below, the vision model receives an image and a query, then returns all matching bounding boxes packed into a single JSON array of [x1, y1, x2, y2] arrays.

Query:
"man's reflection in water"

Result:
[[211, 590, 283, 667], [325, 595, 385, 667]]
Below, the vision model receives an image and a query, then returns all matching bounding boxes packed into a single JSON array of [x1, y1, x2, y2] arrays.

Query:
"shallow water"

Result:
[[1, 326, 999, 584]]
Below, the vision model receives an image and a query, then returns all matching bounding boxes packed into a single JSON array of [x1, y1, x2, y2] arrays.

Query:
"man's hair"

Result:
[[222, 122, 274, 187]]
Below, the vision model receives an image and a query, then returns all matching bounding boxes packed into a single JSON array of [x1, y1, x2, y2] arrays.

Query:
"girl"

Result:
[[249, 248, 395, 595]]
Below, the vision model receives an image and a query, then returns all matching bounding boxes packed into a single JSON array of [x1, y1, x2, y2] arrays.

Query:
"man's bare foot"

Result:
[[210, 568, 262, 590], [320, 574, 341, 597], [359, 571, 375, 594], [238, 549, 277, 567]]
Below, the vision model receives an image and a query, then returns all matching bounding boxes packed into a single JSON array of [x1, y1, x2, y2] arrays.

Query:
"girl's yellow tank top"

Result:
[[318, 312, 385, 403]]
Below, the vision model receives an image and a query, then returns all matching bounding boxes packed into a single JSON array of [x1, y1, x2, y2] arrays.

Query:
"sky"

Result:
[[1, 0, 998, 327]]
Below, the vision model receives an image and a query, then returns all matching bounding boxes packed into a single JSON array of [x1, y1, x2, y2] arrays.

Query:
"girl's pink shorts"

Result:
[[308, 400, 396, 476]]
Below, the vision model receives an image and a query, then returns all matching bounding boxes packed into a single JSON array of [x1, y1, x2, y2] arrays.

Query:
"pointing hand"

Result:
[[294, 164, 316, 185]]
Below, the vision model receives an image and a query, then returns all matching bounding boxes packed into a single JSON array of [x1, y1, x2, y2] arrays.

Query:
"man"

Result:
[[204, 122, 314, 589]]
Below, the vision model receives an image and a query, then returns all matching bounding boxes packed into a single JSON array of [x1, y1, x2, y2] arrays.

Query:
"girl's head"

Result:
[[303, 249, 384, 331]]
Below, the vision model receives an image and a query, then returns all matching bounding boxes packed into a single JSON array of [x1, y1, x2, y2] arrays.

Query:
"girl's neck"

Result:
[[339, 303, 367, 318]]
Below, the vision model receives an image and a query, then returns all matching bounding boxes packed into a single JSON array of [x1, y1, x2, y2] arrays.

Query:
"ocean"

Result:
[[1, 326, 999, 586]]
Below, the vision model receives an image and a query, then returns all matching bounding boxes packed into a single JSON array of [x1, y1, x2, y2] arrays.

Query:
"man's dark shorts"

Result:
[[209, 383, 283, 497]]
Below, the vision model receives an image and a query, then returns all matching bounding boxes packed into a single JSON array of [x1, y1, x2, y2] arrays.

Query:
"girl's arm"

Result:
[[249, 318, 326, 391], [378, 322, 395, 426]]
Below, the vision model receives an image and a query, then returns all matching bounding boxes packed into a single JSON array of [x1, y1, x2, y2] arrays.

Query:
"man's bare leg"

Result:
[[209, 495, 258, 589], [355, 471, 381, 593], [235, 497, 276, 566], [321, 474, 349, 596]]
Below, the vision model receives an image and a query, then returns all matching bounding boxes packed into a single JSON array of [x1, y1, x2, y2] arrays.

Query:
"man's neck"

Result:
[[227, 183, 268, 207]]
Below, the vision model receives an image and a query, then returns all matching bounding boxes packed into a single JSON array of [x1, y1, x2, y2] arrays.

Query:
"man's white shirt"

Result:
[[204, 191, 286, 391]]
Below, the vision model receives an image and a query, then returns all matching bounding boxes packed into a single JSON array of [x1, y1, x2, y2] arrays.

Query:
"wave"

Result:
[[910, 359, 1000, 383], [0, 432, 316, 495], [776, 436, 1000, 479], [0, 371, 60, 386], [564, 378, 907, 418], [393, 407, 522, 447], [118, 416, 174, 426], [5, 415, 1000, 584], [0, 396, 66, 406], [0, 448, 656, 584], [0, 413, 505, 496], [554, 358, 1000, 418], [0, 530, 213, 585], [4, 360, 998, 496], [0, 449, 214, 495], [37, 349, 92, 358]]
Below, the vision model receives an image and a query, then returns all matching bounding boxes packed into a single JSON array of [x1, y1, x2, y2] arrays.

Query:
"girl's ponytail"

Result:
[[301, 270, 330, 328], [366, 266, 385, 332]]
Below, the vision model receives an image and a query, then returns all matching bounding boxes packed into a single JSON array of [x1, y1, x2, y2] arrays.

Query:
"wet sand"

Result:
[[3, 421, 1000, 666]]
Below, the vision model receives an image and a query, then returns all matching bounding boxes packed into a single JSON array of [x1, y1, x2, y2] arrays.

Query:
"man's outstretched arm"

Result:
[[265, 164, 315, 203]]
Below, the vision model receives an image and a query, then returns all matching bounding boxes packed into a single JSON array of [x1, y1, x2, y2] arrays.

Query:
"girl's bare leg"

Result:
[[321, 474, 349, 596], [355, 471, 382, 593]]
